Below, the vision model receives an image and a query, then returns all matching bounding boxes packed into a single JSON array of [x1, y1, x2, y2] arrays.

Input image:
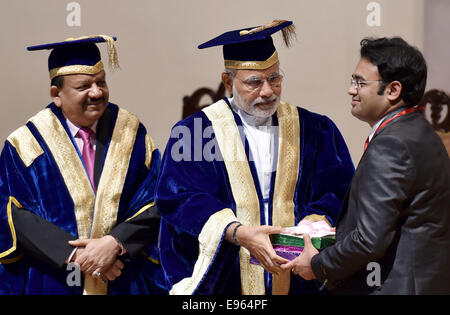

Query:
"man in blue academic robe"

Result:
[[156, 20, 355, 295], [0, 36, 166, 295]]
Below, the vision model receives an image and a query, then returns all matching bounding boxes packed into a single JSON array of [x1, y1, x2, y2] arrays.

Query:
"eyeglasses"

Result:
[[235, 72, 284, 91], [350, 77, 383, 90]]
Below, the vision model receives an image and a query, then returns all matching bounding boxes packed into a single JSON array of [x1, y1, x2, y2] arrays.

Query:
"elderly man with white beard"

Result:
[[155, 20, 355, 295]]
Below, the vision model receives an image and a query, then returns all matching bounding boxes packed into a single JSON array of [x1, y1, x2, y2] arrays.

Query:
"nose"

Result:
[[89, 83, 103, 98], [348, 83, 357, 96], [259, 80, 274, 98]]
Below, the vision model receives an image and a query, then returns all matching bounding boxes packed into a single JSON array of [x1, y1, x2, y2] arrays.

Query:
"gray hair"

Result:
[[224, 68, 237, 78]]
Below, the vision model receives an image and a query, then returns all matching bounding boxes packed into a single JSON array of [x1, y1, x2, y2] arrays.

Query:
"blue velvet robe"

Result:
[[0, 103, 165, 295], [156, 99, 355, 295]]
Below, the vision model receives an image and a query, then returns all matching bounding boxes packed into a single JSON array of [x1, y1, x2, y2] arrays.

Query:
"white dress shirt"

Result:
[[230, 98, 278, 225]]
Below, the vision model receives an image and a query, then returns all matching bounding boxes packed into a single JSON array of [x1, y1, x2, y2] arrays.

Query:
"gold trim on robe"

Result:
[[271, 101, 300, 294], [0, 253, 23, 264], [204, 100, 265, 295], [84, 108, 139, 295], [140, 249, 161, 265], [49, 61, 104, 80], [225, 51, 279, 70], [170, 208, 238, 295], [29, 109, 98, 293], [29, 109, 96, 240], [126, 202, 155, 222], [90, 108, 139, 238], [0, 197, 23, 259], [7, 126, 44, 167]]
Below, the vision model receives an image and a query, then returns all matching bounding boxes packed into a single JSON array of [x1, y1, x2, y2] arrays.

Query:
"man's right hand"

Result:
[[227, 224, 289, 275], [69, 236, 119, 276], [68, 239, 125, 281]]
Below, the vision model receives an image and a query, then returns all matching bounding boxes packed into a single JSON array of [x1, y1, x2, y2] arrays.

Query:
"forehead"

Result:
[[63, 70, 106, 84], [353, 58, 380, 80], [236, 62, 280, 78]]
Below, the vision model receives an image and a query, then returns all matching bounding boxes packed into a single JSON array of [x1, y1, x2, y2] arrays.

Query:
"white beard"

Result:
[[232, 84, 280, 118]]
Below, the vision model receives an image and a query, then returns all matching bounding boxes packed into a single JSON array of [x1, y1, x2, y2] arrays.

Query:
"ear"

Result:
[[221, 72, 234, 96], [50, 86, 62, 107], [385, 81, 402, 103]]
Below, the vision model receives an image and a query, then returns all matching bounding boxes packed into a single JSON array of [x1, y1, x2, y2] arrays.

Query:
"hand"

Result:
[[234, 225, 289, 275], [69, 235, 120, 276], [93, 258, 125, 282], [280, 233, 318, 280]]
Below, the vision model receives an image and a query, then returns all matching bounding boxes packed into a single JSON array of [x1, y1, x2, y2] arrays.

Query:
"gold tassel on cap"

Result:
[[49, 35, 119, 79], [99, 35, 120, 70], [64, 35, 120, 70], [239, 20, 297, 48]]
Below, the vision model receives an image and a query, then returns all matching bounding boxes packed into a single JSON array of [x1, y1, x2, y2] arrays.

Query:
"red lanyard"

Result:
[[364, 106, 424, 151]]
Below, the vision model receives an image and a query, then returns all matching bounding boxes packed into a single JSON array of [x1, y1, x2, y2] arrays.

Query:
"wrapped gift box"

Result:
[[270, 233, 335, 249], [250, 233, 335, 266]]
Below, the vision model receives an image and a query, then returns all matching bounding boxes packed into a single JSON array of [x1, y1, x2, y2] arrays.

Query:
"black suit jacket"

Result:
[[311, 110, 450, 294]]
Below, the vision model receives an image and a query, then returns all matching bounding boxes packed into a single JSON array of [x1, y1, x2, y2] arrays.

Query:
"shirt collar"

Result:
[[368, 106, 408, 142], [64, 115, 98, 138]]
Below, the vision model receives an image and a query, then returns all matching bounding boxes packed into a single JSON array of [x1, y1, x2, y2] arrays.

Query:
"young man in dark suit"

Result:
[[282, 37, 450, 294]]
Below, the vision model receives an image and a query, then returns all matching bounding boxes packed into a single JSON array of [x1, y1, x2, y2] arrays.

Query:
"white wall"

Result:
[[424, 0, 450, 92], [0, 0, 425, 164]]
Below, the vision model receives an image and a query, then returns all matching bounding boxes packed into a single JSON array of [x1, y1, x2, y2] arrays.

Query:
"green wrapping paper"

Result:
[[270, 233, 336, 250], [250, 233, 336, 265]]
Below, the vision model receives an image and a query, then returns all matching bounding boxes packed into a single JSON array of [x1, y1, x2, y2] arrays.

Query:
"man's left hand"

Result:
[[69, 235, 120, 276], [280, 233, 319, 280]]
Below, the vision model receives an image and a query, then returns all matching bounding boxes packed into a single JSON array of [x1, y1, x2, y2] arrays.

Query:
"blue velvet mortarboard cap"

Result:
[[27, 35, 119, 79], [198, 20, 295, 70], [46, 43, 101, 73]]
